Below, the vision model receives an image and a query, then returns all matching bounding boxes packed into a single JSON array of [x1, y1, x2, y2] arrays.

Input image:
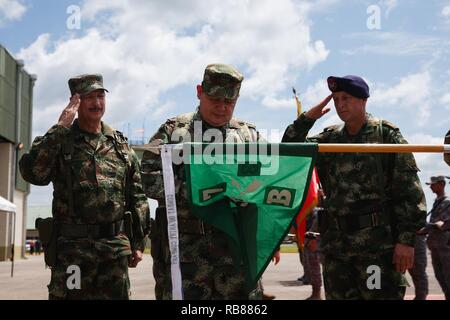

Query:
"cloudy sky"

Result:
[[1, 0, 449, 209]]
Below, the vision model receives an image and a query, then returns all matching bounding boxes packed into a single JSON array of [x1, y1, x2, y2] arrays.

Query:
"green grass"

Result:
[[280, 244, 299, 253]]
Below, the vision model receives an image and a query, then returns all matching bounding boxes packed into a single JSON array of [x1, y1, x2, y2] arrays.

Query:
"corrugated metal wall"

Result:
[[0, 46, 33, 193], [0, 47, 17, 142]]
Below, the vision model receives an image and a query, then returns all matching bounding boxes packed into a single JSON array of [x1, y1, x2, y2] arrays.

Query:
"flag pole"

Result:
[[293, 87, 302, 117], [318, 144, 449, 153], [132, 143, 450, 154]]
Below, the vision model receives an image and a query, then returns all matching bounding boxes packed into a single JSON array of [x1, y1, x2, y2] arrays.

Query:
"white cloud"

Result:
[[380, 0, 398, 18], [0, 0, 26, 26], [18, 0, 330, 136], [296, 0, 340, 14], [371, 72, 431, 107], [441, 92, 450, 107], [370, 71, 432, 125], [301, 79, 330, 107], [442, 5, 450, 18], [262, 96, 295, 109], [260, 78, 330, 111], [342, 32, 444, 56]]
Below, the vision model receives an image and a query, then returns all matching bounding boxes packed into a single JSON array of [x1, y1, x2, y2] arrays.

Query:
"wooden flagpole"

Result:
[[133, 143, 450, 154], [318, 144, 450, 153]]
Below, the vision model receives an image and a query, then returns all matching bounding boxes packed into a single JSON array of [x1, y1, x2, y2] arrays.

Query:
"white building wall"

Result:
[[0, 143, 26, 260], [13, 191, 25, 257]]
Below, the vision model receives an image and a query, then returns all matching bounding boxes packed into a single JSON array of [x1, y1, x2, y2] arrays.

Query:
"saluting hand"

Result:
[[304, 94, 333, 120], [58, 94, 80, 128], [393, 243, 414, 273]]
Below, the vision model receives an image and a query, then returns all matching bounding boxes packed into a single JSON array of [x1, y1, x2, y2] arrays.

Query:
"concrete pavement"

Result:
[[0, 251, 445, 300]]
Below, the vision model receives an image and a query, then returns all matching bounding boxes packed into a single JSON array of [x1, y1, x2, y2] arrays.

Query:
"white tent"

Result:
[[0, 196, 16, 212]]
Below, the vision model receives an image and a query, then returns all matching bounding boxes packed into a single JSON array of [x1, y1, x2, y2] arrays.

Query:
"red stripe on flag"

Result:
[[296, 168, 319, 252]]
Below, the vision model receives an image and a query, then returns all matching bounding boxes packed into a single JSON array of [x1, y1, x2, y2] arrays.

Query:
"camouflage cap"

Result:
[[68, 74, 109, 96], [425, 176, 448, 185], [201, 64, 243, 99]]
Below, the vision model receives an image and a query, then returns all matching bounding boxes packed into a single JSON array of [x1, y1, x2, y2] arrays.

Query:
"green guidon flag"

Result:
[[184, 142, 318, 290]]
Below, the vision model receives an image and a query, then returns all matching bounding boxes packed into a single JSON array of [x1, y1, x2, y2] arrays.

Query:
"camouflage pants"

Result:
[[152, 258, 168, 300], [322, 252, 406, 300], [304, 249, 322, 288], [151, 210, 251, 300], [151, 209, 170, 300], [407, 235, 428, 299], [248, 279, 265, 300], [429, 245, 450, 300], [151, 231, 250, 300], [153, 260, 260, 300], [48, 246, 130, 300], [297, 246, 309, 282], [154, 260, 249, 300]]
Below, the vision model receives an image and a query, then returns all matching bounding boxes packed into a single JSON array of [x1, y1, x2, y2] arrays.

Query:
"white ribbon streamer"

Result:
[[160, 144, 183, 300]]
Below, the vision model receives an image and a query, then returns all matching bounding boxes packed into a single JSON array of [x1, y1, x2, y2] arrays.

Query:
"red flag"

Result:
[[291, 88, 320, 251], [295, 168, 319, 252]]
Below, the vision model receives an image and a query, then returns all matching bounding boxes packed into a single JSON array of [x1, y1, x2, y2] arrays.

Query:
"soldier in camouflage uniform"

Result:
[[419, 176, 450, 299], [407, 233, 428, 300], [282, 75, 426, 300], [304, 192, 325, 300], [19, 74, 150, 299], [141, 64, 260, 300]]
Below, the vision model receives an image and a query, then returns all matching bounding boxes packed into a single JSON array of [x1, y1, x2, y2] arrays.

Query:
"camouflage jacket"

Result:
[[141, 109, 259, 213], [427, 195, 450, 248], [19, 120, 150, 254], [282, 112, 427, 256], [141, 109, 259, 264]]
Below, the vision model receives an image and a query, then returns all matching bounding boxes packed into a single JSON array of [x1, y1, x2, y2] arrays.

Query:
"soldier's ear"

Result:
[[361, 98, 368, 107], [196, 85, 203, 99]]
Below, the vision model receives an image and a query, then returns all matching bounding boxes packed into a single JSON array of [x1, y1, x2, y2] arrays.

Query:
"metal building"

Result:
[[0, 44, 36, 261]]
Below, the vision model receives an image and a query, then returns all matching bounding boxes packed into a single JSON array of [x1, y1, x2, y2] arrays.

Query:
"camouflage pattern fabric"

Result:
[[323, 252, 407, 299], [304, 248, 322, 288], [304, 209, 323, 288], [282, 112, 427, 300], [141, 109, 259, 300], [19, 120, 150, 300], [151, 235, 249, 300], [427, 195, 450, 299], [407, 235, 429, 300], [201, 64, 243, 99], [68, 74, 109, 96], [427, 196, 450, 248], [48, 240, 130, 300]]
